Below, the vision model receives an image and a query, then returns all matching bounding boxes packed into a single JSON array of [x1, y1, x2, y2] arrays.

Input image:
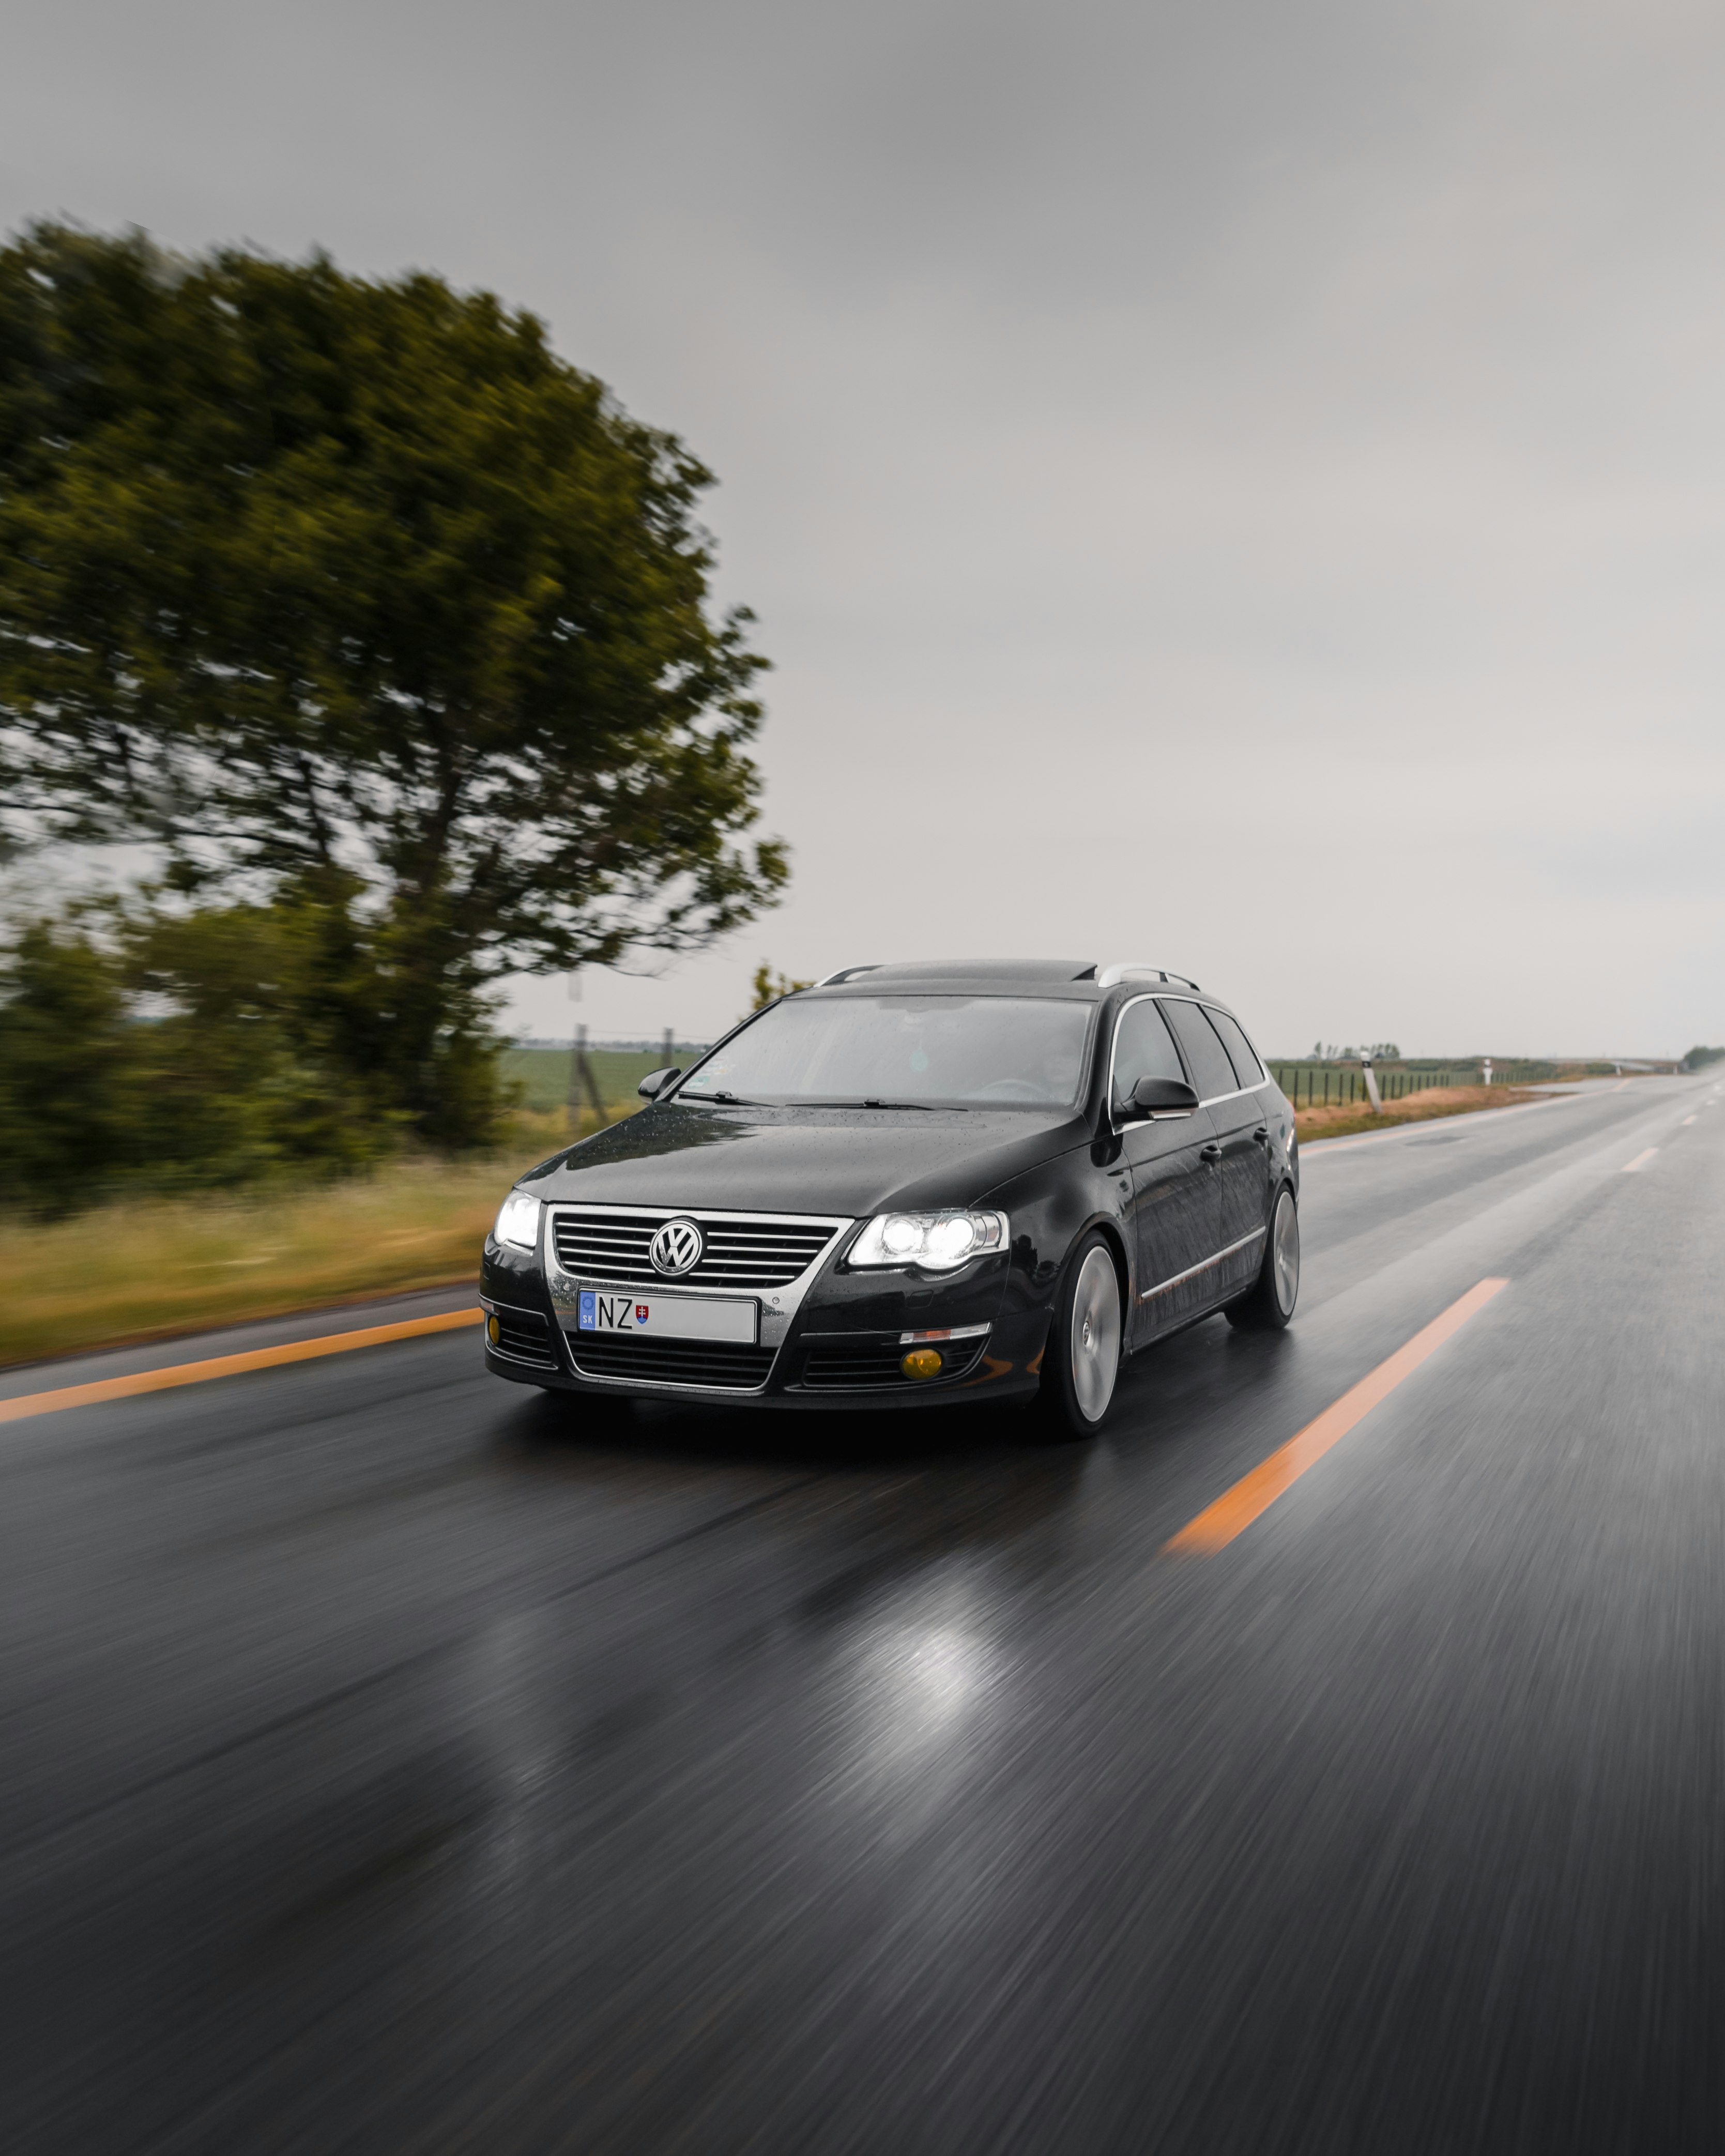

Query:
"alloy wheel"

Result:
[[1271, 1189, 1301, 1316], [1070, 1245, 1122, 1422]]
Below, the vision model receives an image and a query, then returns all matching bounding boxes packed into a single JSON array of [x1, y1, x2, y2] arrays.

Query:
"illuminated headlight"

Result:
[[493, 1192, 542, 1252], [848, 1209, 1009, 1272]]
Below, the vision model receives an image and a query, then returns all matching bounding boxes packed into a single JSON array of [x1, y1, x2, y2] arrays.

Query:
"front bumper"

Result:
[[480, 1233, 1049, 1410]]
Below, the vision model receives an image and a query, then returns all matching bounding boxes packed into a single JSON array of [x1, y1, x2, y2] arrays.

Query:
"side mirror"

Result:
[[637, 1066, 682, 1100], [1129, 1075, 1198, 1118]]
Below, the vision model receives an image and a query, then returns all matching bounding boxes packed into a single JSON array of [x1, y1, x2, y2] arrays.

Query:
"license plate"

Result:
[[575, 1289, 757, 1344]]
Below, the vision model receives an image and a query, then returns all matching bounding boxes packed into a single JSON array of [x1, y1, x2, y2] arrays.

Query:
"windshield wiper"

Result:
[[796, 1097, 965, 1110]]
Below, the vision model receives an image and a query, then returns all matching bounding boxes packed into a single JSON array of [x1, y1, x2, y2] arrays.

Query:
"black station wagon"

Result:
[[481, 960, 1299, 1436]]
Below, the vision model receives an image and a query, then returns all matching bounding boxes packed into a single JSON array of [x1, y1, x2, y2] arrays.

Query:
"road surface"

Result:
[[3, 1076, 1721, 2153]]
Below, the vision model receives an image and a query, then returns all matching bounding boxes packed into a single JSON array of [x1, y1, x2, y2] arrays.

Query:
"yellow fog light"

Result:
[[487, 1314, 501, 1344], [901, 1347, 944, 1380]]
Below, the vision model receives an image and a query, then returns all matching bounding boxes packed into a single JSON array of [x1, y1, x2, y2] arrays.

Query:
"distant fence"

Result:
[[1268, 1065, 1473, 1109]]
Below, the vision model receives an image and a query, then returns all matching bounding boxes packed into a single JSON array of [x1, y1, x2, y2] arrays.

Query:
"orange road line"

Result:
[[0, 1308, 484, 1427], [1164, 1278, 1509, 1555]]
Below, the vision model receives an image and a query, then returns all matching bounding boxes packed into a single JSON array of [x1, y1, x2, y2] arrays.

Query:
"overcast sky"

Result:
[[5, 0, 1723, 1056]]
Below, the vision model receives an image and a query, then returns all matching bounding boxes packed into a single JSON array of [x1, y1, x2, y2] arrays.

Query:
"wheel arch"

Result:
[[1074, 1212, 1131, 1331]]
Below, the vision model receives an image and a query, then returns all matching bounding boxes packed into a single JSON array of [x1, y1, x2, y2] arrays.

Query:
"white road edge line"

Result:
[[1301, 1090, 1582, 1158], [1622, 1148, 1659, 1173]]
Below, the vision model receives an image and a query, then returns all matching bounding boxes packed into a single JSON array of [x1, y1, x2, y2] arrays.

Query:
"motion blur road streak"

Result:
[[2, 1077, 1721, 2153]]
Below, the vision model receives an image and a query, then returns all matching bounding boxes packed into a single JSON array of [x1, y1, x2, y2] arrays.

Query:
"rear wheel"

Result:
[[1032, 1231, 1124, 1440], [1226, 1185, 1299, 1331]]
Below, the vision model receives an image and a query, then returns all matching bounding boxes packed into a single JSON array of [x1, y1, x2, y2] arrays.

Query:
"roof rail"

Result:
[[813, 964, 880, 987], [1095, 961, 1201, 991]]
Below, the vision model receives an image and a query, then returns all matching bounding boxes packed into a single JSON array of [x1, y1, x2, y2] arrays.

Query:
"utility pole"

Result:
[[662, 1025, 674, 1068], [568, 1021, 608, 1127]]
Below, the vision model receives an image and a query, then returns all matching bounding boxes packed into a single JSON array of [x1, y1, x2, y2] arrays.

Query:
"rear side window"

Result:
[[1205, 1007, 1265, 1088], [1159, 999, 1239, 1102], [1111, 998, 1186, 1110]]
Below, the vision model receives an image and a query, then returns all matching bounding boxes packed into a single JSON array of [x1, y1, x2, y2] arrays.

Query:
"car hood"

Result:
[[517, 1100, 1089, 1217]]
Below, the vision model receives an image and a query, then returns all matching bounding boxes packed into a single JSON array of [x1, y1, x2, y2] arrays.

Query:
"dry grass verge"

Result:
[[0, 1109, 607, 1369], [1294, 1084, 1544, 1144], [0, 1089, 1571, 1368]]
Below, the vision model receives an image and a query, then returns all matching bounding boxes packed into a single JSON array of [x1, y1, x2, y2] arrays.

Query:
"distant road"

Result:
[[3, 1075, 1721, 2153]]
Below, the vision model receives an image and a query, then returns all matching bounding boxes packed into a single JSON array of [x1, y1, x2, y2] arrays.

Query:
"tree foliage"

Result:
[[0, 903, 394, 1212], [0, 224, 786, 1141], [749, 960, 815, 1011]]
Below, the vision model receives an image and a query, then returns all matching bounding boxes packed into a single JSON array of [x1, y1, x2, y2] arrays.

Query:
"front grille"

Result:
[[799, 1335, 988, 1392], [489, 1307, 558, 1369], [567, 1333, 777, 1392], [549, 1208, 841, 1291]]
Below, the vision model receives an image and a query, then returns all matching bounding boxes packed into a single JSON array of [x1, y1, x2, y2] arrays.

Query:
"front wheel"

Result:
[[1032, 1231, 1124, 1440], [1225, 1185, 1300, 1331]]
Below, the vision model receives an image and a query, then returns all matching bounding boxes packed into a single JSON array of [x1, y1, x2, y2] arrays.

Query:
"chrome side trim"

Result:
[[1139, 1226, 1267, 1303]]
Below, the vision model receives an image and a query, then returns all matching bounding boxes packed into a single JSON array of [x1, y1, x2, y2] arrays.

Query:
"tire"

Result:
[[1225, 1185, 1300, 1331], [1032, 1231, 1125, 1439]]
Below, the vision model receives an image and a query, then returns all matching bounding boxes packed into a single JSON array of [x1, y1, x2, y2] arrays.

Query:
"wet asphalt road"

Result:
[[3, 1075, 1723, 2154]]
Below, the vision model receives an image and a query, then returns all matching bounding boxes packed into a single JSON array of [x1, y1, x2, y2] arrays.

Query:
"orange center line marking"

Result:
[[1164, 1278, 1509, 1555], [0, 1308, 484, 1427]]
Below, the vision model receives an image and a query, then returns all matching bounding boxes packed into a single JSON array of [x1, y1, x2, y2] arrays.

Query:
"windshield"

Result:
[[677, 995, 1094, 1108]]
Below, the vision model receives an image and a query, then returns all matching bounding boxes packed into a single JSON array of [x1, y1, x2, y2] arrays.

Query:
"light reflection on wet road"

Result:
[[3, 1077, 1722, 2152]]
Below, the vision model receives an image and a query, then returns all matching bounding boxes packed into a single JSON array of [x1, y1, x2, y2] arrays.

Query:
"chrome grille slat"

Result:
[[549, 1206, 844, 1293]]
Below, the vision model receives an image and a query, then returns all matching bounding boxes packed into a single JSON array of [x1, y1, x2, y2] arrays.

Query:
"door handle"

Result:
[[1251, 1126, 1269, 1145], [1200, 1142, 1223, 1162]]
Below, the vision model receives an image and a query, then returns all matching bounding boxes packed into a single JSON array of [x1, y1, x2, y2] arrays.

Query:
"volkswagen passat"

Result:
[[481, 960, 1299, 1436]]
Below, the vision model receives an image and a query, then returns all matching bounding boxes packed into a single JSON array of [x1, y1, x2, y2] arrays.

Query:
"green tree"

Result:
[[749, 960, 814, 1011], [0, 919, 134, 1205], [0, 901, 395, 1213], [0, 224, 786, 1144]]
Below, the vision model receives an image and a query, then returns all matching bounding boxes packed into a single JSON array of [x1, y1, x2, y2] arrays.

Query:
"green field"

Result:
[[501, 1044, 709, 1115]]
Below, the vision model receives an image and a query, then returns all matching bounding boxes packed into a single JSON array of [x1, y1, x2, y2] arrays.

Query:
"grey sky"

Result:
[[5, 0, 1722, 1054]]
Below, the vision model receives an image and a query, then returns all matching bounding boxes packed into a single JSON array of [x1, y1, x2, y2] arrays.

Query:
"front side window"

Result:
[[1159, 999, 1239, 1102], [1111, 998, 1187, 1112], [677, 995, 1094, 1108]]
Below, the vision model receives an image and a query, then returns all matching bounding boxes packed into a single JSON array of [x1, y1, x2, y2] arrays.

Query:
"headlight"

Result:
[[493, 1192, 542, 1251], [848, 1209, 1009, 1272]]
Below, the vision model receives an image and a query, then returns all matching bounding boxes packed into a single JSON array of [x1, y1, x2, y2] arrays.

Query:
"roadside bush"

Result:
[[0, 920, 135, 1206], [0, 901, 411, 1214]]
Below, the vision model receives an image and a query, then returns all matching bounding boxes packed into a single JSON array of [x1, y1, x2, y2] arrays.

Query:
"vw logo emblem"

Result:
[[649, 1217, 704, 1277]]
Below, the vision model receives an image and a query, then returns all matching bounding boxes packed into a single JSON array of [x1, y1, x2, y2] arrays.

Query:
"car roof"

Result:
[[809, 960, 1226, 1006]]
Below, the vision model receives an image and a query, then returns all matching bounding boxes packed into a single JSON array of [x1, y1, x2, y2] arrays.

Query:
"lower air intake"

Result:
[[490, 1308, 558, 1369], [798, 1335, 988, 1390], [568, 1334, 776, 1391]]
